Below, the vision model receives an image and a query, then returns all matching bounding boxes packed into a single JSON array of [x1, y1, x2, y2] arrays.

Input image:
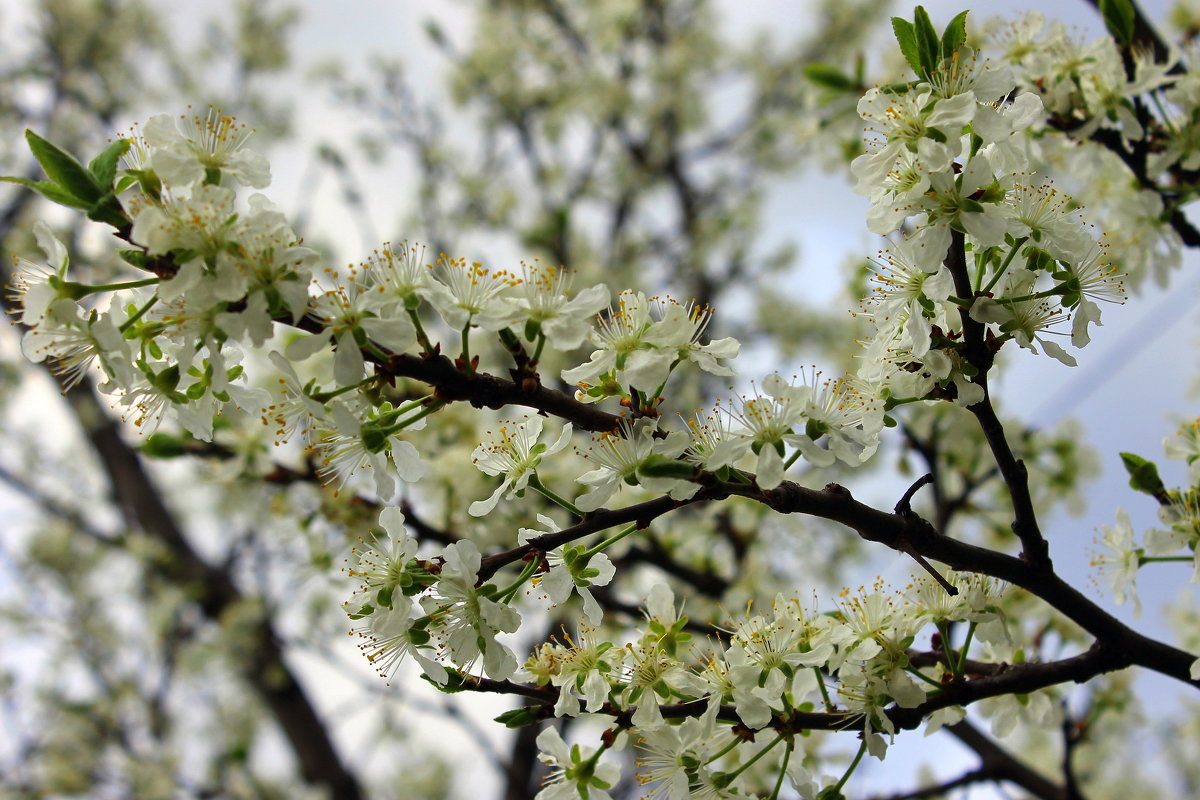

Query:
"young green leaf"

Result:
[[494, 707, 541, 729], [0, 176, 90, 209], [1119, 452, 1167, 498], [940, 10, 969, 59], [88, 138, 131, 189], [25, 130, 102, 204], [891, 17, 922, 76], [913, 6, 941, 76], [420, 670, 468, 694], [1100, 0, 1135, 46]]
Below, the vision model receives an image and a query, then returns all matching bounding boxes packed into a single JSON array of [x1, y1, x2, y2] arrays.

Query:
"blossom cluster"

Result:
[[344, 510, 1028, 799], [10, 5, 1200, 797], [851, 32, 1127, 408]]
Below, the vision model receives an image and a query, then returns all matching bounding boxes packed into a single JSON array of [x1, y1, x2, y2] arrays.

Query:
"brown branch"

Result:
[[866, 766, 994, 800], [454, 643, 1142, 744], [946, 717, 1066, 800], [477, 487, 725, 581], [755, 479, 1199, 686], [1080, 0, 1173, 65], [907, 650, 1005, 678], [942, 229, 1052, 570], [59, 383, 365, 800]]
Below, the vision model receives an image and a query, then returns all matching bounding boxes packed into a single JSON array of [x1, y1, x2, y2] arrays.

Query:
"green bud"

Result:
[[494, 707, 540, 729], [1120, 452, 1167, 497], [638, 454, 697, 480]]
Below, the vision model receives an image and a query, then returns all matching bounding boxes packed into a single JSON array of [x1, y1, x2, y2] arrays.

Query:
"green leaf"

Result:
[[25, 130, 102, 204], [891, 17, 922, 76], [940, 10, 969, 60], [493, 707, 540, 729], [1120, 452, 1166, 497], [0, 175, 91, 209], [1100, 0, 1135, 46], [913, 6, 940, 76], [88, 138, 131, 188], [804, 62, 856, 91]]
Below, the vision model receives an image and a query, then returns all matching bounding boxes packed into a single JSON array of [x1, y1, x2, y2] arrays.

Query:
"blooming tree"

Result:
[[6, 0, 1200, 798]]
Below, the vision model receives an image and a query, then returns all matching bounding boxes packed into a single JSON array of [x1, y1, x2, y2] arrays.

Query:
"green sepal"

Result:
[[403, 562, 438, 595], [347, 604, 374, 620], [1120, 452, 1166, 497], [88, 138, 131, 188], [360, 424, 391, 454], [125, 168, 161, 202], [376, 586, 394, 609], [493, 707, 541, 729], [959, 197, 986, 214], [153, 364, 181, 393], [25, 130, 102, 204]]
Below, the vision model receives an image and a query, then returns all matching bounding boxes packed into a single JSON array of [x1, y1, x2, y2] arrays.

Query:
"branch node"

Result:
[[895, 473, 934, 517]]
